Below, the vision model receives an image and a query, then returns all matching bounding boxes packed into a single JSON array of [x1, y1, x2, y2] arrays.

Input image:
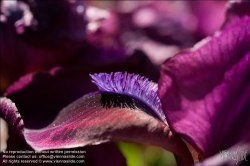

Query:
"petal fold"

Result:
[[158, 0, 250, 158], [0, 93, 193, 165], [24, 92, 193, 165]]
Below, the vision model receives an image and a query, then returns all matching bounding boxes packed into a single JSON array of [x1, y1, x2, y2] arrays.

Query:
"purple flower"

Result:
[[0, 70, 192, 165], [158, 0, 250, 159], [1, 0, 250, 166], [0, 38, 161, 166]]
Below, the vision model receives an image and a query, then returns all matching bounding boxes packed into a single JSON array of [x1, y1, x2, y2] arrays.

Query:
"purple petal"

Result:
[[4, 128, 126, 166], [225, 0, 250, 27], [3, 50, 159, 131], [0, 96, 127, 166], [0, 94, 193, 165], [158, 0, 250, 158], [1, 62, 191, 166], [0, 50, 161, 165]]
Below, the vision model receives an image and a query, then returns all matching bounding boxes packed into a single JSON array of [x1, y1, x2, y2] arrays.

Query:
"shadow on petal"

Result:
[[158, 0, 250, 158]]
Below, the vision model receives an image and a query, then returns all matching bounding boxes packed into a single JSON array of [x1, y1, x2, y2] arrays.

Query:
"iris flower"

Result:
[[1, 0, 250, 166]]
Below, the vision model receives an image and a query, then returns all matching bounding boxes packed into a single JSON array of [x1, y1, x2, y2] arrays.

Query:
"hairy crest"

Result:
[[90, 72, 167, 123]]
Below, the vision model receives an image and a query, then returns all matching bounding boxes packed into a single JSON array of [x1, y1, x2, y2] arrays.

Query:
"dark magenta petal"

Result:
[[0, 99, 126, 166], [225, 0, 250, 27], [0, 46, 160, 165], [158, 1, 250, 158], [0, 50, 161, 164], [5, 131, 126, 166], [23, 93, 192, 165], [1, 63, 191, 166], [0, 94, 193, 165], [7, 134, 126, 166], [4, 50, 159, 128]]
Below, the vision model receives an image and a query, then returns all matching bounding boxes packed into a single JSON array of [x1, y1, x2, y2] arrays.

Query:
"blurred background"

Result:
[[1, 0, 227, 165], [117, 142, 176, 166]]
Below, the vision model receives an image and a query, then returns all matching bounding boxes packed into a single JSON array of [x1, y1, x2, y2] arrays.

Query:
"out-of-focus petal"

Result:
[[0, 49, 161, 165], [115, 1, 226, 46], [3, 49, 159, 129], [118, 1, 196, 48], [0, 55, 190, 165], [190, 1, 226, 39], [0, 0, 86, 93], [158, 0, 250, 158]]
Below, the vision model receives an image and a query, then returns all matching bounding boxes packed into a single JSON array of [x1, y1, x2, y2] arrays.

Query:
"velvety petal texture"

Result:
[[4, 50, 159, 128], [0, 93, 193, 165], [1, 46, 160, 165], [0, 47, 194, 165], [0, 97, 127, 166], [24, 93, 190, 159], [1, 93, 193, 165], [158, 0, 250, 158]]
